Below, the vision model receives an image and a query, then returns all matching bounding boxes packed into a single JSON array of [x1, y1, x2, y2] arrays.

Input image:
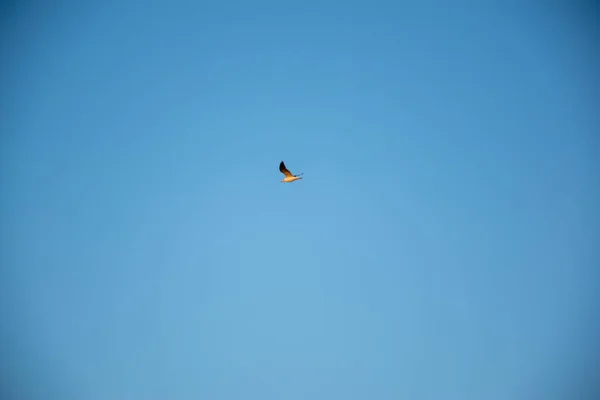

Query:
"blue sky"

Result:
[[1, 2, 598, 399]]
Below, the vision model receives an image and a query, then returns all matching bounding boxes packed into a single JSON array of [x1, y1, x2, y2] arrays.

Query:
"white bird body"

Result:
[[279, 161, 303, 183], [282, 175, 302, 183]]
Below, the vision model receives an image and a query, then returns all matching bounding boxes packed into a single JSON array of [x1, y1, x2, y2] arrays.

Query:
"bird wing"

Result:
[[279, 161, 293, 177]]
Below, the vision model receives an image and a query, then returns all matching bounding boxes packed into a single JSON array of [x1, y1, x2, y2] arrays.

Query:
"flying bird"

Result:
[[279, 161, 303, 183]]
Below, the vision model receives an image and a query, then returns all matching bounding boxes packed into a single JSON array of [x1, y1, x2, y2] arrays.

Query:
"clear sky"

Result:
[[1, 2, 599, 399]]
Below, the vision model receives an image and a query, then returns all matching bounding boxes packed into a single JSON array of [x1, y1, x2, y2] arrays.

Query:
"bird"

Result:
[[279, 161, 303, 183]]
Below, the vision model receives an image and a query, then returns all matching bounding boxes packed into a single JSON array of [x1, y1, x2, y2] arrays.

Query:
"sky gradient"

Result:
[[1, 2, 599, 399]]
